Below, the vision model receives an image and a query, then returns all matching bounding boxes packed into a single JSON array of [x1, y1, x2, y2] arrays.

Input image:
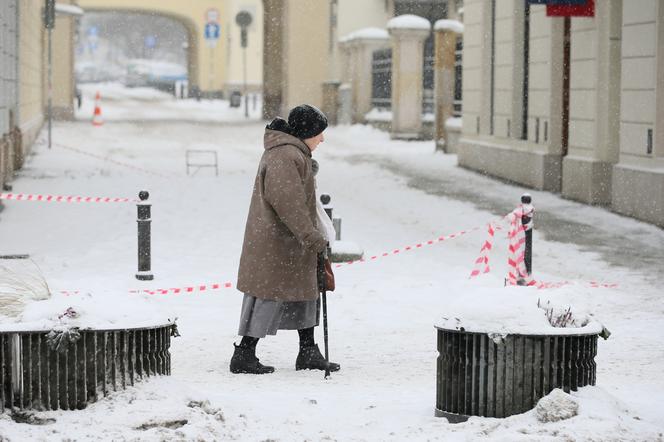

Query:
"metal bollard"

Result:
[[320, 193, 332, 219], [521, 193, 533, 275], [320, 193, 342, 241], [135, 190, 154, 280]]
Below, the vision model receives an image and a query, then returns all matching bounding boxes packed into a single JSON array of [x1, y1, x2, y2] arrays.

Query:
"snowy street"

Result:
[[0, 85, 663, 440]]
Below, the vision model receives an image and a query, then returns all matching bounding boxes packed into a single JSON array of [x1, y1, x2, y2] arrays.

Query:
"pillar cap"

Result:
[[387, 14, 431, 32], [339, 27, 389, 43], [434, 19, 464, 34]]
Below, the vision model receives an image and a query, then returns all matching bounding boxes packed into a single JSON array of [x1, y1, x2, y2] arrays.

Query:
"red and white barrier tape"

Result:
[[469, 223, 495, 278], [130, 282, 234, 296], [56, 205, 617, 296], [469, 205, 617, 289], [0, 192, 135, 203], [506, 208, 533, 286], [332, 225, 483, 269], [53, 142, 172, 178], [59, 281, 234, 297]]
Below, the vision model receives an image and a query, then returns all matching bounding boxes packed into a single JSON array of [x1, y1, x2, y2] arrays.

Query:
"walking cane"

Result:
[[318, 251, 331, 379]]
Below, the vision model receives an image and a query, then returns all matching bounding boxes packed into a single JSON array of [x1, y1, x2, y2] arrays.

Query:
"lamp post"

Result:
[[235, 11, 252, 118], [44, 0, 55, 148]]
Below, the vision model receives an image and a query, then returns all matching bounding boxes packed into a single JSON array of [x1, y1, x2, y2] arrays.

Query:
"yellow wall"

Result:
[[282, 0, 330, 113], [52, 1, 77, 119]]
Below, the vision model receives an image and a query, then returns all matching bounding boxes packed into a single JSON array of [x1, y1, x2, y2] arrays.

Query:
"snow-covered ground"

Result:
[[0, 84, 663, 440]]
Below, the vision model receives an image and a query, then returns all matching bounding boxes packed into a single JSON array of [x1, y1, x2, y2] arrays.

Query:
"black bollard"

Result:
[[320, 193, 332, 219], [521, 193, 533, 275], [135, 190, 154, 281]]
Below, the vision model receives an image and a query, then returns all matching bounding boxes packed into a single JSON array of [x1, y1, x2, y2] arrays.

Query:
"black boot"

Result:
[[230, 344, 275, 374], [296, 344, 340, 372]]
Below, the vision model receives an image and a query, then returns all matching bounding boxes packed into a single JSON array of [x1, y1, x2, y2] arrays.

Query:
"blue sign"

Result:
[[205, 23, 220, 40], [87, 26, 98, 36], [144, 35, 157, 49]]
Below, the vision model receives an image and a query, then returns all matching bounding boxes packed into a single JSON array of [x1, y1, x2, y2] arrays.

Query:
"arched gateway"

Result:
[[77, 0, 263, 97]]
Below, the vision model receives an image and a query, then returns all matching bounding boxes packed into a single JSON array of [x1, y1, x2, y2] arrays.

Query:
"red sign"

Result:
[[546, 0, 594, 17]]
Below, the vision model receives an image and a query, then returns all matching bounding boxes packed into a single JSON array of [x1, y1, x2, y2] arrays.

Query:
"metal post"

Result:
[[135, 191, 153, 280], [243, 40, 248, 118], [235, 12, 252, 117], [320, 193, 332, 219], [208, 46, 214, 95], [318, 251, 331, 379], [47, 17, 53, 148], [521, 193, 533, 275], [320, 193, 342, 240]]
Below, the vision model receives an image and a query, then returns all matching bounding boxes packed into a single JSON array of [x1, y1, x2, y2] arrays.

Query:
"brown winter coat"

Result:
[[236, 127, 328, 301]]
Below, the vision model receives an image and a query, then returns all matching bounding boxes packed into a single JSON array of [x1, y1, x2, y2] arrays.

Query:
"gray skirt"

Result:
[[237, 293, 320, 338]]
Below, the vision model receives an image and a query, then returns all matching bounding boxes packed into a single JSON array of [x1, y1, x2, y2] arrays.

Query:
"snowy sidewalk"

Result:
[[0, 90, 663, 440]]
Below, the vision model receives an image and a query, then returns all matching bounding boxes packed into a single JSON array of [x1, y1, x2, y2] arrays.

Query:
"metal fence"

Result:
[[371, 48, 392, 110], [454, 35, 463, 118], [370, 36, 437, 116], [435, 327, 598, 422], [0, 324, 176, 411], [422, 36, 434, 115]]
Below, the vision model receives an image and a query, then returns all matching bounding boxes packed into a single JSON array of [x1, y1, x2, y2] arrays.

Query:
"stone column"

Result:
[[433, 20, 463, 151], [344, 28, 389, 123], [262, 0, 284, 119], [322, 81, 341, 125], [336, 39, 353, 125], [387, 15, 431, 140]]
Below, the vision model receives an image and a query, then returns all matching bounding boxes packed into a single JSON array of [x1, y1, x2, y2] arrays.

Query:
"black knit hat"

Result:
[[288, 104, 328, 139]]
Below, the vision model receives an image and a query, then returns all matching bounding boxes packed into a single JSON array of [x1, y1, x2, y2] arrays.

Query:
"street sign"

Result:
[[528, 0, 586, 4], [235, 11, 253, 28], [206, 8, 220, 24], [205, 23, 220, 40], [546, 0, 594, 17], [205, 22, 220, 48], [44, 0, 55, 29]]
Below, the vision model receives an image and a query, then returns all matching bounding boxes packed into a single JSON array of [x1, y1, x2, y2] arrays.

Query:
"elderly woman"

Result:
[[231, 104, 340, 375]]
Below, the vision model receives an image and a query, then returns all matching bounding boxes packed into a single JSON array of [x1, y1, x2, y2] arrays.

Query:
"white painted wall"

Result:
[[619, 0, 657, 159]]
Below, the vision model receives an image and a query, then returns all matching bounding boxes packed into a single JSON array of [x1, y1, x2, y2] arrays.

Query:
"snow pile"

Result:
[[434, 19, 465, 34], [436, 284, 603, 335], [365, 107, 392, 122], [535, 389, 578, 422], [340, 27, 389, 42], [471, 387, 663, 441], [0, 290, 173, 332], [387, 14, 431, 31], [445, 117, 463, 130]]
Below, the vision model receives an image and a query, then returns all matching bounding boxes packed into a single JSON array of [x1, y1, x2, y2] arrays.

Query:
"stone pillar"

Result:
[[343, 28, 389, 123], [433, 20, 463, 151], [387, 15, 431, 140], [262, 0, 284, 119], [322, 81, 341, 125], [337, 39, 353, 125], [52, 9, 76, 120]]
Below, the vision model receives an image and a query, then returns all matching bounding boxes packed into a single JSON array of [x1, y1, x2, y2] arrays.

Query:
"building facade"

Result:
[[1, 0, 79, 192], [458, 0, 664, 227], [262, 0, 393, 118]]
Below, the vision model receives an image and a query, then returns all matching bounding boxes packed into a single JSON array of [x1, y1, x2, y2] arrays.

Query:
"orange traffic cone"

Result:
[[92, 91, 104, 126]]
